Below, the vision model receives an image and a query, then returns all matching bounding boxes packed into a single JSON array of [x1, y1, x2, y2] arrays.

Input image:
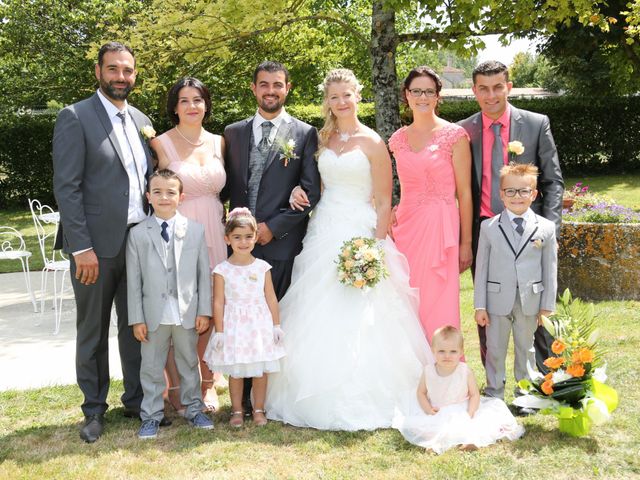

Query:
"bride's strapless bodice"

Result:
[[318, 149, 372, 204]]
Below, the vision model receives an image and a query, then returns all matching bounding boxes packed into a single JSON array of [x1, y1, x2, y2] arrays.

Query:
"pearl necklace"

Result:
[[175, 126, 204, 147]]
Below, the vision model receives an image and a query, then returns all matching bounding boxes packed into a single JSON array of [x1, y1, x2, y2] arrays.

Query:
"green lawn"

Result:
[[2, 174, 639, 274], [1, 272, 639, 479]]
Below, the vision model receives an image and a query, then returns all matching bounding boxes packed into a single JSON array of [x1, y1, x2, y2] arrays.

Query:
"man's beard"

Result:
[[100, 78, 133, 101], [258, 95, 284, 113]]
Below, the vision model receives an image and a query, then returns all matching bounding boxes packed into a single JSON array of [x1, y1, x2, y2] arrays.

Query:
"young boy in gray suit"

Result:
[[127, 169, 214, 439], [474, 163, 558, 409]]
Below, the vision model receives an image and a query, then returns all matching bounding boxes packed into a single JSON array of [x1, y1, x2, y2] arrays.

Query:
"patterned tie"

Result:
[[491, 123, 504, 215], [161, 221, 170, 243], [115, 111, 145, 200], [258, 121, 273, 153], [513, 217, 525, 236]]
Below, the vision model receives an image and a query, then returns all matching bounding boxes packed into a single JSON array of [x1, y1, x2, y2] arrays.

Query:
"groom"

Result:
[[459, 60, 564, 374], [222, 60, 321, 411]]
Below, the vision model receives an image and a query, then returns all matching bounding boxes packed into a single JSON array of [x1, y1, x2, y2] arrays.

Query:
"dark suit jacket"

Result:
[[221, 113, 321, 261], [52, 93, 154, 258], [458, 105, 564, 249]]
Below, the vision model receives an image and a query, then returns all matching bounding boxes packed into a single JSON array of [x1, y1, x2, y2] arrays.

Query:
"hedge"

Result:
[[1, 97, 638, 207]]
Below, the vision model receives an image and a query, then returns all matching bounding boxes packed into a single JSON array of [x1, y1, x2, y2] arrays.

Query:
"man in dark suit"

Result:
[[53, 42, 154, 442], [458, 60, 564, 375], [222, 61, 321, 412]]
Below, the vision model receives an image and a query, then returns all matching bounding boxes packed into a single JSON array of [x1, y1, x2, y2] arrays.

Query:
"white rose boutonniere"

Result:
[[278, 138, 298, 167], [530, 238, 543, 249], [141, 125, 156, 141], [175, 224, 186, 240], [508, 140, 525, 160]]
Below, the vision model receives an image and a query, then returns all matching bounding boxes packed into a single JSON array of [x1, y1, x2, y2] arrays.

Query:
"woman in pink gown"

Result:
[[151, 77, 227, 413], [389, 67, 473, 341]]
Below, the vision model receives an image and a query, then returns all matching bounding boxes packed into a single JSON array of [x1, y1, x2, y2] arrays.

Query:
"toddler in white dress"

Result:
[[393, 326, 524, 453], [203, 208, 285, 427]]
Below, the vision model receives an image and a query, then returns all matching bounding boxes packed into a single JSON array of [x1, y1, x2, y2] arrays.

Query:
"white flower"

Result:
[[175, 225, 186, 239], [531, 238, 543, 249], [592, 365, 608, 383], [508, 140, 525, 155], [552, 369, 572, 383], [141, 125, 156, 140], [428, 144, 439, 152]]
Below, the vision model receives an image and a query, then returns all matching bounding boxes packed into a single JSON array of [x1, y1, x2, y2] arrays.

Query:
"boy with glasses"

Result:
[[473, 163, 557, 409]]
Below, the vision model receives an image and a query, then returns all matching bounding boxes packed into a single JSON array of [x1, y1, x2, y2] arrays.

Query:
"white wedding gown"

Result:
[[266, 148, 433, 430]]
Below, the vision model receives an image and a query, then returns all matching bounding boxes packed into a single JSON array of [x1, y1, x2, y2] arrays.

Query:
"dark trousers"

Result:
[[472, 217, 554, 374], [71, 237, 142, 416], [242, 255, 294, 410]]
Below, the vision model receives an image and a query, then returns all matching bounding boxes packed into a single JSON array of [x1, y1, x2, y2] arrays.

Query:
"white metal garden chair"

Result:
[[28, 198, 70, 334], [0, 226, 38, 312]]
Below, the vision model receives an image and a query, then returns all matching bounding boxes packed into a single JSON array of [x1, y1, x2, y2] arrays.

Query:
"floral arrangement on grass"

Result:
[[336, 237, 389, 289], [514, 289, 618, 437]]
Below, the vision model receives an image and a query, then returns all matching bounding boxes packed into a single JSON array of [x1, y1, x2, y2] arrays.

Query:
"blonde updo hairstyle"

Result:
[[318, 68, 363, 149]]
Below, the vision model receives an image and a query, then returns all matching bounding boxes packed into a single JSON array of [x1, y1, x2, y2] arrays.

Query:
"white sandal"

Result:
[[229, 411, 244, 428], [252, 409, 267, 426]]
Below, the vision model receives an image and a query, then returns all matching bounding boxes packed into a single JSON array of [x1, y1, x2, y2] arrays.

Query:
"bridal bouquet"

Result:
[[336, 237, 388, 289], [514, 289, 618, 437]]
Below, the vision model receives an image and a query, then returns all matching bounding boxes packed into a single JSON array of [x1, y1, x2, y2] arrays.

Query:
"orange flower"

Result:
[[544, 372, 553, 381], [543, 356, 565, 370], [572, 348, 594, 364], [566, 363, 586, 378], [551, 340, 566, 354], [541, 379, 554, 395]]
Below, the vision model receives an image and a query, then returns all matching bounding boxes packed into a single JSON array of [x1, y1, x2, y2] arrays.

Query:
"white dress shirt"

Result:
[[505, 208, 535, 236], [252, 108, 290, 147], [155, 215, 182, 326], [97, 89, 147, 225]]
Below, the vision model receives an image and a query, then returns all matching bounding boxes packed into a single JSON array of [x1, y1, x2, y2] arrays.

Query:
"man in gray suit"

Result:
[[127, 170, 213, 439], [459, 60, 564, 372], [53, 42, 154, 442], [474, 163, 558, 402]]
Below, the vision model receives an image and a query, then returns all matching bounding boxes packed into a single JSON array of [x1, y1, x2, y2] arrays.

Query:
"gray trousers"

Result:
[[140, 324, 203, 421], [484, 295, 537, 400]]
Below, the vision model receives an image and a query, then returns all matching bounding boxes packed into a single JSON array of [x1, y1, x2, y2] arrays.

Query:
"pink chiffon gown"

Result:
[[156, 133, 227, 269], [389, 124, 469, 340]]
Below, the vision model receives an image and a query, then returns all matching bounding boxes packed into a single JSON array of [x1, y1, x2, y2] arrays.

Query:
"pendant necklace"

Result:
[[175, 126, 204, 147], [336, 127, 359, 153]]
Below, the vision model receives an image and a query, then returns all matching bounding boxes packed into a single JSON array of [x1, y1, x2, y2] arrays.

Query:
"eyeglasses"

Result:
[[408, 88, 438, 98], [502, 188, 533, 197]]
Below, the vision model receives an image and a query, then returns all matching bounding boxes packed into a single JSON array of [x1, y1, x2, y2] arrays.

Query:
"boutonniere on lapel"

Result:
[[277, 138, 298, 167], [507, 141, 525, 161], [175, 223, 186, 240], [140, 125, 156, 141], [530, 237, 544, 249]]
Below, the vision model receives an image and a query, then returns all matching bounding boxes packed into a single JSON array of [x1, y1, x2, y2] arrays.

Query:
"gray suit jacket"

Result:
[[126, 214, 212, 331], [458, 105, 564, 241], [474, 210, 558, 316], [53, 93, 154, 257]]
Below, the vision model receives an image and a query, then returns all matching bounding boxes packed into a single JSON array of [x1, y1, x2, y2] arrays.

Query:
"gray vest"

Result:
[[247, 129, 270, 215], [160, 238, 180, 325]]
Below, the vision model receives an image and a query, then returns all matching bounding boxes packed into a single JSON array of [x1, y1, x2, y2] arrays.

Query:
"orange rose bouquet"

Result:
[[514, 289, 618, 436], [336, 237, 389, 289]]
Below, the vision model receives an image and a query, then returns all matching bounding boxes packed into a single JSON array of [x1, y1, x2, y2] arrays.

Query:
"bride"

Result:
[[265, 69, 432, 430]]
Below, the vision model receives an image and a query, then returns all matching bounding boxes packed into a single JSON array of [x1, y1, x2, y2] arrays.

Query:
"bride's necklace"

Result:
[[336, 127, 359, 153], [175, 126, 204, 147]]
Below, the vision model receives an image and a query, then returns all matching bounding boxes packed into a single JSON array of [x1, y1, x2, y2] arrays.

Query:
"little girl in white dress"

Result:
[[203, 208, 285, 427], [393, 326, 524, 454]]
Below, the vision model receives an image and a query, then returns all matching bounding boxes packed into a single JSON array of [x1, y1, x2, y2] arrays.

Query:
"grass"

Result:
[[1, 272, 639, 479]]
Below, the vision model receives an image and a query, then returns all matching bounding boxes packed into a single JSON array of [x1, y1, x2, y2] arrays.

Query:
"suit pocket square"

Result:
[[487, 282, 501, 293]]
